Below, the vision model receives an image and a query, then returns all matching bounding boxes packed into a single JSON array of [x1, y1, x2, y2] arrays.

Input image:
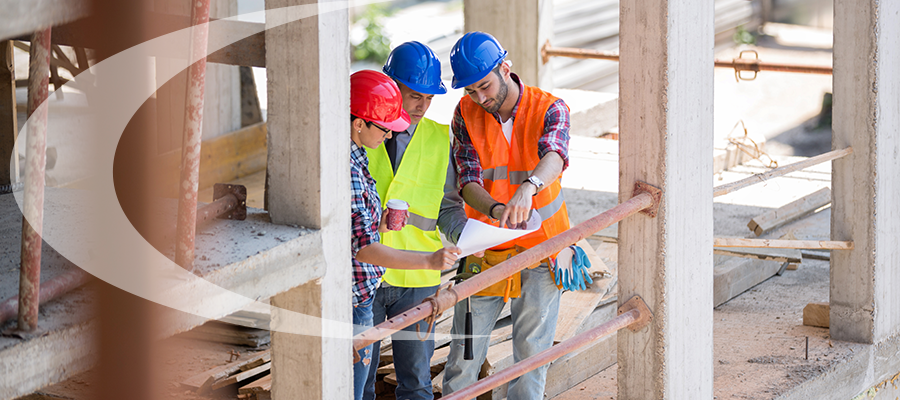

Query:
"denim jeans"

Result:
[[443, 265, 562, 400], [363, 284, 438, 400], [353, 295, 375, 400]]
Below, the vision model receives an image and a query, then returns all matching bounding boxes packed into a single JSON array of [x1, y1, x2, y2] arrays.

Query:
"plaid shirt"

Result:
[[451, 73, 570, 193], [350, 141, 384, 306]]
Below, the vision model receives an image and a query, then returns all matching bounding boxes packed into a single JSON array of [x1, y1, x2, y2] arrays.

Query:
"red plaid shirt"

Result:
[[451, 74, 570, 194], [350, 141, 384, 305]]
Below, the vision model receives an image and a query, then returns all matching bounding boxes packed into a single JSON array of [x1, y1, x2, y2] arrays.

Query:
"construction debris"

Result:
[[803, 302, 830, 328], [747, 187, 831, 236]]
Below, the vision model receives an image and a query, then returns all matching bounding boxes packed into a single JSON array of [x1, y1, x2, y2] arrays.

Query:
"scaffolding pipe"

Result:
[[713, 147, 853, 197], [352, 190, 657, 353], [540, 41, 834, 75], [1, 269, 91, 325], [174, 0, 212, 270], [17, 28, 51, 332], [440, 296, 652, 400]]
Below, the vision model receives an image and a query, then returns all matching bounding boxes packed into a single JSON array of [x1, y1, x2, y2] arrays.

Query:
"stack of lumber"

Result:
[[371, 239, 619, 399], [180, 350, 271, 398], [177, 302, 272, 348]]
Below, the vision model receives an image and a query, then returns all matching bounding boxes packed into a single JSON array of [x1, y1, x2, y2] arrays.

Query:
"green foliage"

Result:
[[353, 5, 394, 64], [733, 25, 756, 45]]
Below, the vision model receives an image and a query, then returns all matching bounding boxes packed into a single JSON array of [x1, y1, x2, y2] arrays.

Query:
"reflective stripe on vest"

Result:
[[460, 85, 571, 251], [366, 118, 450, 287]]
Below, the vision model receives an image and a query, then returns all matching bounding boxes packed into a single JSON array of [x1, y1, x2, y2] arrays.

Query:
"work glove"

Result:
[[554, 245, 594, 291]]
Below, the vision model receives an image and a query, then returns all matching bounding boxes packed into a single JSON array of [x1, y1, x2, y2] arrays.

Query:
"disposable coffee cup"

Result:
[[386, 199, 409, 231]]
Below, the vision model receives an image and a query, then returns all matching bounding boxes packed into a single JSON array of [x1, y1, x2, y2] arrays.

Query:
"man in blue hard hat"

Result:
[[362, 41, 469, 400], [442, 31, 572, 400]]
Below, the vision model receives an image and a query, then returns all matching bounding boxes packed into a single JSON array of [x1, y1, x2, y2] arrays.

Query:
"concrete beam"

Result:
[[463, 0, 553, 89], [617, 0, 714, 398], [831, 0, 900, 344], [265, 0, 351, 398], [0, 0, 91, 42]]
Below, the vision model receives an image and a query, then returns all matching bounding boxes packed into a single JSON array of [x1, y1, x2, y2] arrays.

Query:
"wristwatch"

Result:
[[524, 175, 544, 195]]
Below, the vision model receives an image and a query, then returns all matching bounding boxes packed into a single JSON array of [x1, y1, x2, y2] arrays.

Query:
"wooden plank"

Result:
[[553, 239, 615, 344], [238, 374, 272, 395], [713, 255, 783, 307], [748, 188, 831, 236], [211, 362, 271, 390], [181, 350, 270, 390], [178, 321, 270, 348], [154, 122, 267, 199], [713, 247, 802, 263], [432, 368, 446, 394], [713, 148, 852, 197], [0, 40, 16, 187], [713, 238, 853, 250], [803, 302, 830, 328]]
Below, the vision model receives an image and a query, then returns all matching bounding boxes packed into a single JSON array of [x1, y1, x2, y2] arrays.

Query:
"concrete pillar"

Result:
[[265, 0, 350, 399], [463, 0, 553, 90], [617, 0, 714, 398], [0, 40, 16, 186], [831, 0, 900, 344]]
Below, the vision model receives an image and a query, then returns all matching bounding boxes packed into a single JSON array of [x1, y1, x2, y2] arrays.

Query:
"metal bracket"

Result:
[[213, 183, 247, 221], [733, 49, 760, 82], [617, 295, 653, 332], [633, 181, 662, 218]]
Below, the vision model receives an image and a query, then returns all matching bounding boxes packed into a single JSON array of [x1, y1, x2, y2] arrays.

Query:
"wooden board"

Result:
[[553, 239, 616, 344], [211, 362, 271, 390], [181, 350, 269, 391], [803, 302, 830, 328], [713, 246, 802, 263], [154, 122, 267, 199], [748, 187, 831, 236], [713, 255, 783, 307], [238, 374, 271, 395], [178, 320, 270, 348]]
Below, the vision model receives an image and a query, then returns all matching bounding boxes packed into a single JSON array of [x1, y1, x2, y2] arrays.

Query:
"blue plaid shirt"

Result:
[[350, 141, 384, 305], [451, 73, 571, 193]]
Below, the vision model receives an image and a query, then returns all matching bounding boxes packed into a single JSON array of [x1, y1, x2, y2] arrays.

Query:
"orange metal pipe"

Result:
[[441, 308, 641, 400], [352, 191, 655, 352], [174, 0, 212, 270], [18, 28, 51, 332], [541, 42, 833, 75]]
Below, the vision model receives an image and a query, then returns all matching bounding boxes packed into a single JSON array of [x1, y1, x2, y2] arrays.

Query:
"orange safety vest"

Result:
[[459, 85, 570, 251]]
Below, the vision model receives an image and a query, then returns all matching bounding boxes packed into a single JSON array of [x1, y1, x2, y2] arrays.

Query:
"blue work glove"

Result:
[[554, 247, 574, 290], [569, 245, 594, 291]]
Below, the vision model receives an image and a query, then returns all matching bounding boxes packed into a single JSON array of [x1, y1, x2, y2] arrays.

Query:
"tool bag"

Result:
[[464, 247, 561, 302]]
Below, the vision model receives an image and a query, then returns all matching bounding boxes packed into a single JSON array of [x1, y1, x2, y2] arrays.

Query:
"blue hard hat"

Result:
[[449, 31, 508, 89], [383, 41, 447, 95]]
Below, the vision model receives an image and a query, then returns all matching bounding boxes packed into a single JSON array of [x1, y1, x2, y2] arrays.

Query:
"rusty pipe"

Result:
[[18, 28, 51, 332], [174, 0, 212, 270], [352, 190, 656, 352], [541, 41, 833, 75], [441, 296, 652, 400], [1, 268, 92, 325]]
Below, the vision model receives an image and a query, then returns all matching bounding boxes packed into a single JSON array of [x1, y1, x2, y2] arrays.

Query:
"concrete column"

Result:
[[831, 0, 900, 344], [265, 0, 351, 399], [617, 0, 714, 398], [0, 40, 16, 186], [463, 0, 553, 90]]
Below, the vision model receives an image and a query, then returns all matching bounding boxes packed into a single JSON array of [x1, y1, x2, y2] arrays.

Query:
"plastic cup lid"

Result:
[[386, 199, 409, 210]]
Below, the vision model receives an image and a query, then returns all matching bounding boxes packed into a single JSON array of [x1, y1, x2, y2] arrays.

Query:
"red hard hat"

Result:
[[350, 70, 411, 132]]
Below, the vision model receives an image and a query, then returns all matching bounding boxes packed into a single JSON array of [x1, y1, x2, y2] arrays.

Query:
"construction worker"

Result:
[[442, 32, 572, 399], [349, 69, 461, 400], [361, 41, 469, 400]]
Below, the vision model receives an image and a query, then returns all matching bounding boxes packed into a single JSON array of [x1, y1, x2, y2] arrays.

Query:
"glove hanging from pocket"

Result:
[[553, 245, 594, 291]]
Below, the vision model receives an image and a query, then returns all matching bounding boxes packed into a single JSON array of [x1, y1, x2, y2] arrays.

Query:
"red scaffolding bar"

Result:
[[17, 28, 51, 332]]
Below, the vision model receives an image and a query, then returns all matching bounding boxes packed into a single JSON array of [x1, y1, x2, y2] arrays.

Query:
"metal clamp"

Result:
[[633, 181, 663, 218], [733, 50, 760, 82]]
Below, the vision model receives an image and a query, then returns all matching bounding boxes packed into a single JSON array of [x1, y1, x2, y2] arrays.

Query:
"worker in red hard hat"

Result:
[[442, 32, 572, 400], [348, 69, 461, 400]]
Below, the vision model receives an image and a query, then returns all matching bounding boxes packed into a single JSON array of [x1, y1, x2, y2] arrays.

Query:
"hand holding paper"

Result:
[[455, 212, 542, 257]]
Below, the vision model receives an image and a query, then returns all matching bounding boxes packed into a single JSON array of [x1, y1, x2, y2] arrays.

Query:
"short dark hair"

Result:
[[491, 59, 506, 78]]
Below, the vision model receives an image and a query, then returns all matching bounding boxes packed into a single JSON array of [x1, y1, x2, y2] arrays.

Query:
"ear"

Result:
[[352, 117, 365, 131], [500, 61, 512, 80]]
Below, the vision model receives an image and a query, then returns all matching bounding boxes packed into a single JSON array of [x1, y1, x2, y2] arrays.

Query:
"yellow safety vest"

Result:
[[366, 118, 450, 287]]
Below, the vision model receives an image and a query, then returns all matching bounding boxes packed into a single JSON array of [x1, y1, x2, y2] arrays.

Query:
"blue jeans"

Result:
[[363, 284, 438, 400], [443, 265, 561, 400], [353, 295, 375, 400]]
